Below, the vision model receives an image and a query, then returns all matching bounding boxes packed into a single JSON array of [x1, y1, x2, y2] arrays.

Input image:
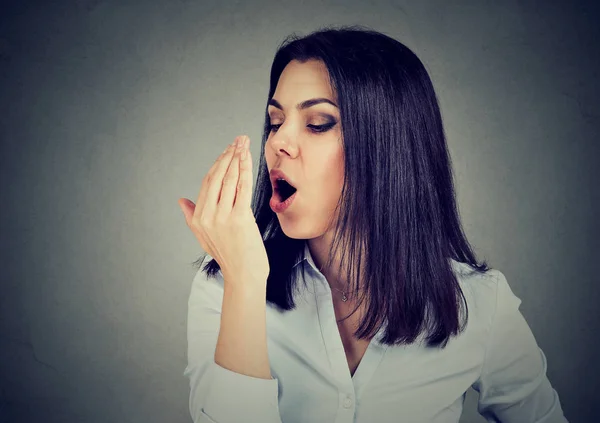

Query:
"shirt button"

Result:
[[343, 396, 353, 408]]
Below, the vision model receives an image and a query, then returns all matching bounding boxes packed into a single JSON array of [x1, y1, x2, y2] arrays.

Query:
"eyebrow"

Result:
[[268, 97, 338, 111]]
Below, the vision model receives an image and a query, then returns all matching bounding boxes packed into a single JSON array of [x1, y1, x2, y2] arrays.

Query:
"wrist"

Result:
[[224, 280, 267, 298]]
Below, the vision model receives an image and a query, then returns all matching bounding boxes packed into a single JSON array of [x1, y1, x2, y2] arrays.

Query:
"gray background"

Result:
[[1, 0, 598, 422]]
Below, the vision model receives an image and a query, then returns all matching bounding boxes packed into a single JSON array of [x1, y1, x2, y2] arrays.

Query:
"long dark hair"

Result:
[[192, 25, 490, 348]]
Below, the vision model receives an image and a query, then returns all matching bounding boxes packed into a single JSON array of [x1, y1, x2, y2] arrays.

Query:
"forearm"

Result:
[[214, 282, 272, 380]]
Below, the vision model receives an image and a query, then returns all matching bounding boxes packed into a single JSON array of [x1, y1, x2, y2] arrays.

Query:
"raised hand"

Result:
[[179, 135, 270, 288]]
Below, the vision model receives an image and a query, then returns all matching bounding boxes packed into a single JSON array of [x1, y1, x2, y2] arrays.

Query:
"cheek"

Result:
[[332, 151, 345, 184], [264, 147, 275, 167], [315, 156, 345, 198]]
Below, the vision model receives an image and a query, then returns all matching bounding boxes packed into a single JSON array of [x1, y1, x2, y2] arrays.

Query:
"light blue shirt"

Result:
[[184, 241, 567, 422]]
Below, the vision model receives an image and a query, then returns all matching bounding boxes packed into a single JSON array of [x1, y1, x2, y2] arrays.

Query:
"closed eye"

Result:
[[268, 122, 336, 134]]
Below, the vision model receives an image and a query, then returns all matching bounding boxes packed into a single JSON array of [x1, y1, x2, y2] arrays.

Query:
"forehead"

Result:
[[273, 59, 335, 100]]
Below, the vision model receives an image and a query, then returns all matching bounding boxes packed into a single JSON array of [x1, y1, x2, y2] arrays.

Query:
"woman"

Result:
[[178, 26, 568, 423]]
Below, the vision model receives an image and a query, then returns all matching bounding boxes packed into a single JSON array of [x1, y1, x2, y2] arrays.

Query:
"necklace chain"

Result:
[[330, 285, 348, 302], [318, 263, 349, 302]]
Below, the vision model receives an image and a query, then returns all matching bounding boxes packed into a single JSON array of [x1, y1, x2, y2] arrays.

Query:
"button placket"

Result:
[[339, 391, 355, 410], [342, 395, 353, 409]]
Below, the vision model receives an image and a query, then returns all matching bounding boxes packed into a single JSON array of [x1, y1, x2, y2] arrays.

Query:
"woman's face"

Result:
[[265, 59, 344, 240]]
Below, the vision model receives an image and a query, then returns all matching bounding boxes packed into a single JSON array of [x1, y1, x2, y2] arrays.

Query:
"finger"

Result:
[[204, 136, 243, 216], [178, 197, 195, 227], [208, 144, 234, 179], [218, 136, 245, 211], [233, 137, 253, 213], [196, 143, 235, 216]]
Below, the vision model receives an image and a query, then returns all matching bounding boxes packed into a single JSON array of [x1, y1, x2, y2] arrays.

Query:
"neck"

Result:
[[308, 233, 340, 277], [307, 234, 366, 293]]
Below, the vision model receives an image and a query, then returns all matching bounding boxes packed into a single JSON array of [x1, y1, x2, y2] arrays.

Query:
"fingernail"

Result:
[[236, 137, 245, 150]]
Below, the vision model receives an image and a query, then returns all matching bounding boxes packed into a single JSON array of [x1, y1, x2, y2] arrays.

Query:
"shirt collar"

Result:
[[293, 240, 468, 276], [290, 241, 467, 347], [292, 240, 321, 272]]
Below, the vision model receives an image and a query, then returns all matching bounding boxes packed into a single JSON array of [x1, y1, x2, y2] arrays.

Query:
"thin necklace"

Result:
[[331, 285, 349, 302], [318, 263, 349, 302]]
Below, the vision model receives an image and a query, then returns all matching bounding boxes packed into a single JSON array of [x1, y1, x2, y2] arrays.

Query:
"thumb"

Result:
[[178, 198, 195, 224]]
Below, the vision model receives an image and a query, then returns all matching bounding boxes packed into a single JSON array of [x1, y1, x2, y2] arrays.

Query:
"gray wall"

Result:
[[1, 1, 598, 422]]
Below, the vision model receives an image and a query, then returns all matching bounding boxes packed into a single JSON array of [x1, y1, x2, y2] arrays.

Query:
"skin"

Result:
[[178, 60, 369, 379], [264, 60, 346, 284], [265, 59, 372, 365], [265, 59, 368, 309]]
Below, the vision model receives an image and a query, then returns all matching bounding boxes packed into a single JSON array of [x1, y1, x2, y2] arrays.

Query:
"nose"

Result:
[[270, 131, 298, 158]]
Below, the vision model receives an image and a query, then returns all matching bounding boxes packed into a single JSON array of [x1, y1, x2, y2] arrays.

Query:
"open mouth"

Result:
[[275, 178, 297, 202]]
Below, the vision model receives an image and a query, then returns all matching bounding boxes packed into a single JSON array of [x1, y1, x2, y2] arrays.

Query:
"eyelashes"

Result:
[[268, 121, 337, 134]]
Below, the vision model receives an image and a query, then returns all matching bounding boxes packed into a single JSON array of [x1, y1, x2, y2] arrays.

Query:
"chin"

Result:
[[277, 218, 310, 239], [277, 215, 329, 240]]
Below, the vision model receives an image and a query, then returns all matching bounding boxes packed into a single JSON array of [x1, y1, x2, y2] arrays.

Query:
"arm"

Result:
[[215, 277, 271, 379], [471, 271, 568, 422], [183, 256, 283, 423]]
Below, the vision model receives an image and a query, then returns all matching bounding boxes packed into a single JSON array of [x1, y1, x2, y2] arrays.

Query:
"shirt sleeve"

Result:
[[471, 270, 569, 423], [183, 255, 283, 423]]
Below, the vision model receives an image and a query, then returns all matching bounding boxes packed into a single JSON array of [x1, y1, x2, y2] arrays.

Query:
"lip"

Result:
[[270, 190, 297, 213], [269, 168, 297, 190]]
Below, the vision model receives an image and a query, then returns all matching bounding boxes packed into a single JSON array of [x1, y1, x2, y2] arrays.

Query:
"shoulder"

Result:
[[449, 260, 516, 331]]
